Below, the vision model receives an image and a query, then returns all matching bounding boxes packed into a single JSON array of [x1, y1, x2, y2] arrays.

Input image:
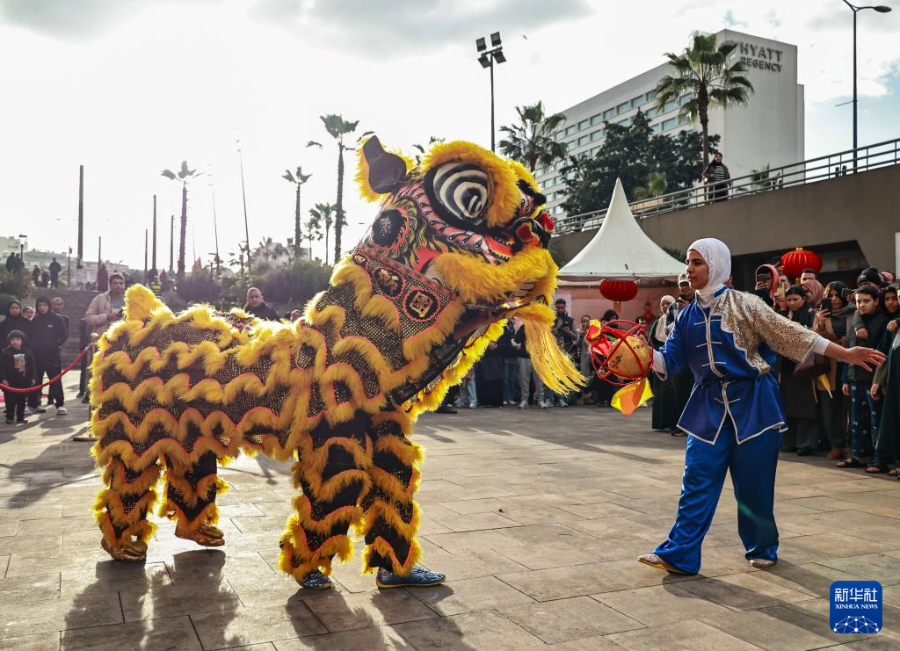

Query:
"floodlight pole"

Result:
[[842, 1, 893, 172], [489, 57, 496, 152], [476, 34, 505, 153]]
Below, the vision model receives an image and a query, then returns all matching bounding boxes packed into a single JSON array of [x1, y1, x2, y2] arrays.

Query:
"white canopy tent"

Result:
[[557, 178, 685, 283]]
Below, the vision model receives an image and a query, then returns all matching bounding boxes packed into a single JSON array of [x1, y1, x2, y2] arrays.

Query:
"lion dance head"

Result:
[[353, 136, 584, 409]]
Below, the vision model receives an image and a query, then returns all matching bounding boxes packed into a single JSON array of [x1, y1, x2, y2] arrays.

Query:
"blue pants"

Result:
[[654, 426, 781, 575], [503, 362, 519, 404], [849, 381, 881, 458]]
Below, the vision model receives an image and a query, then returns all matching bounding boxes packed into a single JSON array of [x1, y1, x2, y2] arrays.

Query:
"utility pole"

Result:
[[152, 195, 157, 272], [169, 214, 174, 272], [77, 165, 84, 263], [144, 229, 148, 281], [237, 139, 252, 273], [98, 236, 102, 266]]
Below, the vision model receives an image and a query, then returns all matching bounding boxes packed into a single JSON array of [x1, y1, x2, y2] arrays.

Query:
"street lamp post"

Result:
[[475, 32, 506, 152], [842, 1, 892, 171]]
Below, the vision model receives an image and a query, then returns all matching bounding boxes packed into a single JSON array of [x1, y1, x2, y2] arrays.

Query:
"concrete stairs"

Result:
[[52, 289, 98, 365]]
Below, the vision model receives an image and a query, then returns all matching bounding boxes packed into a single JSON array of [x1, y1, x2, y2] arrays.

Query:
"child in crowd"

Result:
[[838, 286, 888, 468], [869, 284, 900, 474], [1, 330, 35, 424]]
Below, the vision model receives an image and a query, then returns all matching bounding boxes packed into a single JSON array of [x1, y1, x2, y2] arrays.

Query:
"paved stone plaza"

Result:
[[3, 380, 900, 649]]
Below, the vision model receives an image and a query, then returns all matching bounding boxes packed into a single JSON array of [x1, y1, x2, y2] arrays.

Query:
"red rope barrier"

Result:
[[0, 346, 91, 393]]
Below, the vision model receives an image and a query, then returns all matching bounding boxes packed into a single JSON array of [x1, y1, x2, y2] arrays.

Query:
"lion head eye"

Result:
[[428, 162, 490, 224]]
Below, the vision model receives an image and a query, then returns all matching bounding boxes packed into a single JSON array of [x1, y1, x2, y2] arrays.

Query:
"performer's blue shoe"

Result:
[[299, 569, 333, 590], [376, 565, 446, 589]]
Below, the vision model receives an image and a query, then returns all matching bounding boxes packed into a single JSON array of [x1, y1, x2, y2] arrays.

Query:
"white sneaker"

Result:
[[34, 405, 47, 414], [56, 406, 67, 416], [518, 402, 527, 409]]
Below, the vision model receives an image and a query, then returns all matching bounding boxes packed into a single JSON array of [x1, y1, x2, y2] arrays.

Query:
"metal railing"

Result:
[[552, 137, 900, 235]]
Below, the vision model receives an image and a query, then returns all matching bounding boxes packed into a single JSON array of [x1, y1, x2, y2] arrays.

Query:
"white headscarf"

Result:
[[653, 295, 676, 341], [687, 238, 731, 306]]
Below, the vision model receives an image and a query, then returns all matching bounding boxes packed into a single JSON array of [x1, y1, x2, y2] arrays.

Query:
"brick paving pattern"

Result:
[[2, 381, 900, 649]]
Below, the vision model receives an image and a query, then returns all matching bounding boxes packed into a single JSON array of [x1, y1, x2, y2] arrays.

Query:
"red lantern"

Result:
[[781, 247, 823, 281], [599, 279, 638, 303]]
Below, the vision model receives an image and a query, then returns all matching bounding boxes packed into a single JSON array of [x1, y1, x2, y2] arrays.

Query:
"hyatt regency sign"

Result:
[[737, 42, 784, 73]]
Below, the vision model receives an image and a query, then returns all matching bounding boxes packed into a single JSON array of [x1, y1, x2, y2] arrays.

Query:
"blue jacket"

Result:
[[658, 288, 818, 444]]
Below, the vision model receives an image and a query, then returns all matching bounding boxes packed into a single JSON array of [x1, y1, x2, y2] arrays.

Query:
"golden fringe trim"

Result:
[[286, 498, 365, 538], [160, 473, 226, 509], [93, 436, 238, 474], [362, 536, 422, 576], [517, 302, 586, 395], [96, 513, 155, 549], [161, 500, 220, 531], [102, 461, 161, 496], [93, 488, 158, 528], [369, 465, 421, 503], [373, 433, 424, 468], [430, 247, 557, 306], [405, 320, 505, 419], [278, 532, 354, 580], [362, 498, 421, 541]]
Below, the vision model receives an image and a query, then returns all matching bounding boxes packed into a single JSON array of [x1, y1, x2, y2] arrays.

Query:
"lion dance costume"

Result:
[[89, 137, 583, 586]]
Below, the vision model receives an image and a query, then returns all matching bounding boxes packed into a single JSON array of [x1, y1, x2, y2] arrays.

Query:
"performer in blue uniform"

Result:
[[638, 239, 884, 575]]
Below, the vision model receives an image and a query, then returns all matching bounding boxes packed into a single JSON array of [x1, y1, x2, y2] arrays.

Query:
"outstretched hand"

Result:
[[844, 346, 886, 372]]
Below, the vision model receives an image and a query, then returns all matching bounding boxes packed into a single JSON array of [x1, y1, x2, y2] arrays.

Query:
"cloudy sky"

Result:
[[1, 0, 898, 269]]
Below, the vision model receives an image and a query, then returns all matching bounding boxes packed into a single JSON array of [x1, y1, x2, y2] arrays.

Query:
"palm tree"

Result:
[[161, 161, 200, 282], [633, 171, 668, 201], [498, 101, 568, 173], [307, 114, 359, 263], [282, 167, 312, 258], [412, 136, 445, 165], [304, 212, 323, 261], [309, 203, 336, 264], [655, 32, 754, 169]]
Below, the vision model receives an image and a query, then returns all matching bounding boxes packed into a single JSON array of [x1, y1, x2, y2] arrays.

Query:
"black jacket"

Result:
[[845, 311, 888, 384], [1, 346, 35, 388], [0, 309, 31, 347], [244, 302, 279, 320], [29, 311, 67, 359]]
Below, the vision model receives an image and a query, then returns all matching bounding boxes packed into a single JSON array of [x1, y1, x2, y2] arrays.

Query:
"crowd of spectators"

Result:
[[3, 262, 898, 478]]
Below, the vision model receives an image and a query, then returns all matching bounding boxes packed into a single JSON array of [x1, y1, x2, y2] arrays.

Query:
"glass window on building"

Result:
[[578, 119, 589, 130], [566, 125, 576, 136], [663, 100, 677, 113], [603, 108, 616, 120], [617, 101, 630, 114], [591, 129, 603, 141], [645, 89, 657, 102], [590, 114, 603, 126], [680, 94, 692, 105], [646, 107, 658, 118], [630, 95, 643, 109], [651, 123, 662, 133], [662, 118, 677, 131], [678, 114, 691, 126], [556, 130, 565, 141], [590, 146, 601, 156], [578, 135, 589, 146], [619, 118, 631, 128]]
